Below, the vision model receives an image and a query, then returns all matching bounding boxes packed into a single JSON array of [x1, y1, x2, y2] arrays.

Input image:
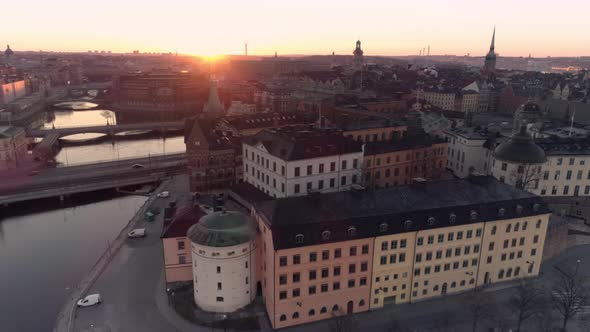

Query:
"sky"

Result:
[[3, 0, 590, 57]]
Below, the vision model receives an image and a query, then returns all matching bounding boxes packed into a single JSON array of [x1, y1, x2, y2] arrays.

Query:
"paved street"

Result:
[[67, 180, 590, 332]]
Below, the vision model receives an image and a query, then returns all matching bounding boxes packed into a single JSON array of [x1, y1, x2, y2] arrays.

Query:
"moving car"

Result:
[[156, 191, 170, 198], [127, 228, 146, 238], [77, 294, 101, 307], [131, 164, 145, 169]]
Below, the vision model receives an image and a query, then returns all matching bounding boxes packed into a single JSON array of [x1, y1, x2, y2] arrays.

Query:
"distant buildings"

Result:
[[0, 126, 27, 170], [483, 28, 497, 74]]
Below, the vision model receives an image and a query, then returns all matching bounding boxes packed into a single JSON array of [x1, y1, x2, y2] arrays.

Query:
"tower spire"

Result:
[[490, 26, 496, 51]]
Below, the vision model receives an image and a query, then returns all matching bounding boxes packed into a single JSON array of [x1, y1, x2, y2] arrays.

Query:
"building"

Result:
[[184, 118, 243, 193], [219, 111, 308, 137], [0, 126, 28, 170], [352, 40, 364, 70], [202, 79, 225, 117], [242, 126, 364, 198], [444, 127, 495, 178], [340, 119, 407, 143], [0, 80, 26, 105], [421, 90, 456, 111], [483, 28, 497, 74], [187, 211, 258, 313], [161, 206, 203, 286], [252, 177, 550, 328], [363, 134, 448, 187]]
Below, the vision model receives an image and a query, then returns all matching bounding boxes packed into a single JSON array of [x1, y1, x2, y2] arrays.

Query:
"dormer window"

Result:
[[321, 230, 331, 241], [427, 217, 436, 225], [295, 234, 304, 244], [347, 226, 357, 237], [449, 213, 457, 224], [533, 203, 540, 212], [516, 205, 523, 214], [404, 220, 413, 230], [379, 223, 388, 232], [470, 210, 478, 221], [498, 208, 506, 217]]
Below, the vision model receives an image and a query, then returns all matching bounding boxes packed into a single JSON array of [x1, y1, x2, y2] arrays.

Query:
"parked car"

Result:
[[131, 164, 145, 169], [157, 191, 170, 198], [127, 228, 146, 238], [77, 294, 101, 307]]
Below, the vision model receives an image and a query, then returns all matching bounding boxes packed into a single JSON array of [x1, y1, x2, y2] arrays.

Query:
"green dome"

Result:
[[187, 211, 256, 248], [494, 127, 546, 165]]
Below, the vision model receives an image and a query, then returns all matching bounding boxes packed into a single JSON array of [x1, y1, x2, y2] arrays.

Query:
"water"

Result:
[[0, 195, 147, 332], [40, 108, 186, 166], [56, 136, 186, 166]]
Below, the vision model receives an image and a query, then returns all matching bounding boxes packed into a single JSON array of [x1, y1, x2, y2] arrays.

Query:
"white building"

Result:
[[187, 211, 257, 313], [443, 127, 493, 178], [243, 126, 364, 198]]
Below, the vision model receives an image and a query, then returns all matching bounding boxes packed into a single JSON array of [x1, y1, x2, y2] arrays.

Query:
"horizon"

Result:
[[3, 0, 590, 58]]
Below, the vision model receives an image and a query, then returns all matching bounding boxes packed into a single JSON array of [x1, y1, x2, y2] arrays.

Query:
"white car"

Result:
[[77, 294, 101, 307], [127, 228, 146, 238], [157, 191, 170, 198]]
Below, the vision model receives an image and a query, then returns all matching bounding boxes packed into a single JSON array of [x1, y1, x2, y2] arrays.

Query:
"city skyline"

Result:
[[4, 0, 590, 57]]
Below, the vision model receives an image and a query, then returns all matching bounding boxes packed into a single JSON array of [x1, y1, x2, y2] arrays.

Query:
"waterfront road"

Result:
[[70, 176, 195, 332]]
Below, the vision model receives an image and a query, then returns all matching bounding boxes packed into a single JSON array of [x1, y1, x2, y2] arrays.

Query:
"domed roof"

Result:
[[493, 127, 546, 165], [187, 211, 256, 248], [517, 100, 542, 115]]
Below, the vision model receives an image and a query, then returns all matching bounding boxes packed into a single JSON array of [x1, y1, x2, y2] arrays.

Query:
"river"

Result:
[[41, 104, 186, 166], [0, 194, 148, 332]]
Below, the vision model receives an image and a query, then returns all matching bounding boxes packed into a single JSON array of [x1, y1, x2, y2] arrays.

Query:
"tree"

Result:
[[551, 262, 589, 331], [510, 163, 543, 191], [464, 290, 495, 332], [508, 280, 546, 332]]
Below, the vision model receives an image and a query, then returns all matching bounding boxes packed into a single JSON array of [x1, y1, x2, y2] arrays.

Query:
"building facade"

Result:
[[0, 126, 28, 170], [243, 126, 364, 198], [443, 127, 494, 178], [363, 135, 448, 187], [252, 177, 550, 328]]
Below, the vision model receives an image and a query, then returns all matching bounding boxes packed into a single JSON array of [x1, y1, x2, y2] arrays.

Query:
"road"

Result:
[[71, 176, 194, 332]]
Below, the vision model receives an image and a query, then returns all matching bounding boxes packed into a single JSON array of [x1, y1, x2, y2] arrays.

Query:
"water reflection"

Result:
[[0, 194, 147, 332], [56, 136, 186, 166], [44, 109, 116, 129], [52, 101, 99, 110]]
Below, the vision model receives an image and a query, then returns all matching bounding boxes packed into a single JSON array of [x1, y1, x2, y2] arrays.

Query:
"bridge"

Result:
[[29, 122, 185, 160], [0, 153, 187, 205], [28, 122, 185, 138]]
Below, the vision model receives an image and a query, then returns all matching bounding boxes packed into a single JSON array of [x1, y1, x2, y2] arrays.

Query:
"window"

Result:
[[361, 262, 368, 272], [333, 282, 340, 290], [445, 248, 452, 258], [335, 248, 342, 258], [280, 314, 286, 321], [416, 254, 422, 262], [531, 248, 537, 256], [280, 256, 287, 266], [322, 250, 330, 260], [491, 226, 497, 235], [293, 273, 300, 283], [308, 309, 315, 316], [399, 253, 406, 262], [177, 241, 185, 250], [309, 270, 317, 280], [319, 164, 324, 173], [322, 231, 331, 241], [417, 237, 424, 246], [279, 291, 287, 300], [427, 235, 434, 244], [330, 162, 336, 172], [309, 286, 316, 295], [334, 266, 341, 276], [448, 233, 454, 241], [178, 255, 187, 264], [279, 275, 287, 285], [466, 230, 473, 239], [293, 289, 300, 297], [360, 277, 367, 286], [400, 239, 407, 248], [350, 246, 357, 256], [322, 268, 329, 278], [321, 284, 328, 293], [381, 241, 389, 251], [216, 296, 224, 302], [320, 306, 327, 313], [310, 252, 317, 262], [347, 227, 357, 237], [217, 266, 221, 273], [307, 165, 312, 175], [536, 219, 542, 229], [294, 184, 300, 194], [362, 245, 369, 254], [349, 264, 356, 274], [217, 282, 222, 290], [437, 234, 444, 243], [294, 167, 300, 177], [390, 254, 397, 264], [295, 234, 304, 244], [293, 255, 301, 265]]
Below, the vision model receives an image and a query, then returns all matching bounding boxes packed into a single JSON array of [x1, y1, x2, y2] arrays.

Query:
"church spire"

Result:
[[490, 26, 496, 51]]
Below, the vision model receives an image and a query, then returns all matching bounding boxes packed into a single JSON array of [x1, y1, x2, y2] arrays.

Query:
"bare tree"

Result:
[[551, 263, 589, 331], [509, 280, 546, 332], [330, 309, 357, 332], [510, 163, 543, 191], [464, 290, 495, 332]]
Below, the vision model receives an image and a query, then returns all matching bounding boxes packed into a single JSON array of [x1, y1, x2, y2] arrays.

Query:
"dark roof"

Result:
[[244, 125, 363, 161], [223, 112, 304, 131], [493, 128, 546, 164], [254, 177, 549, 250], [364, 134, 446, 155], [161, 206, 204, 238], [185, 118, 242, 151], [536, 137, 590, 156]]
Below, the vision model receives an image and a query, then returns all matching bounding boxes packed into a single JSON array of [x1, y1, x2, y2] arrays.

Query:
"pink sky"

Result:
[[3, 0, 590, 57]]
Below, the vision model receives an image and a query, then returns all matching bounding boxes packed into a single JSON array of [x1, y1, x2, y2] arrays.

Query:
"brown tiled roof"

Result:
[[161, 206, 204, 238]]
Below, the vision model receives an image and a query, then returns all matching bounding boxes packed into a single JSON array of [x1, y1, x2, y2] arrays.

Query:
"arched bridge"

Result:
[[27, 122, 185, 138]]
